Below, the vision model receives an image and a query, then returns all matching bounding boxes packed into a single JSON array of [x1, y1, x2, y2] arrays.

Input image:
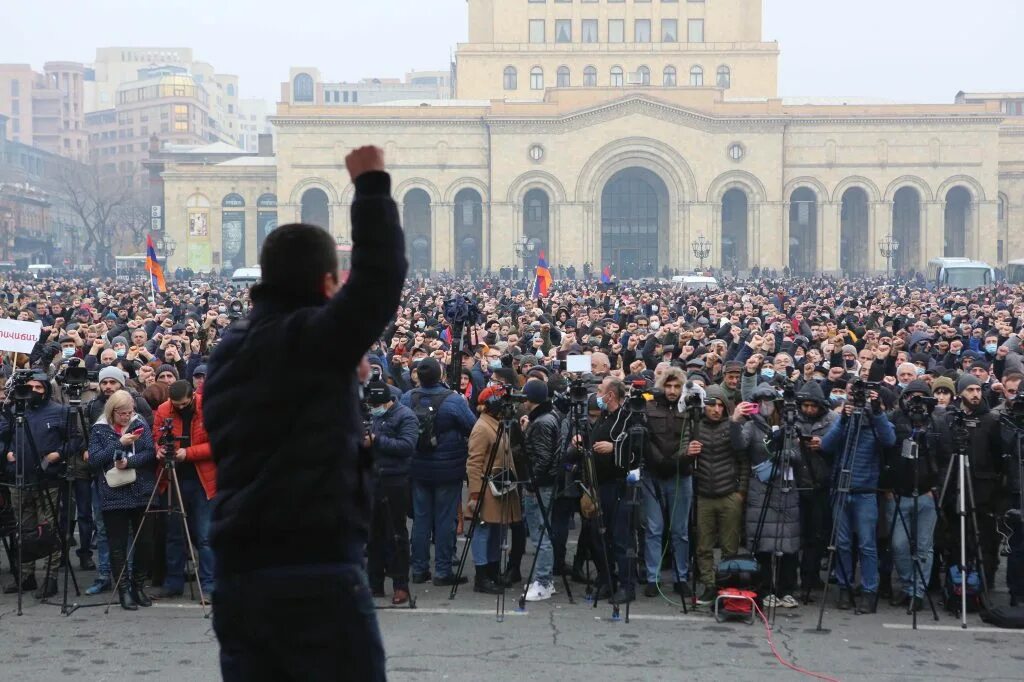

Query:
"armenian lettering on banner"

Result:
[[221, 194, 246, 271], [256, 193, 278, 256], [0, 319, 42, 354]]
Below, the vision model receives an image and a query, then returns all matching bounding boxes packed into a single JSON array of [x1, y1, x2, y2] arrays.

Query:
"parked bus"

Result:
[[1007, 259, 1024, 284], [926, 257, 995, 289]]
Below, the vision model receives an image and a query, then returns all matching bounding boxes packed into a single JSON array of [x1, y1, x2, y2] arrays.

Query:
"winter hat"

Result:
[[957, 373, 983, 394], [193, 364, 208, 377], [931, 377, 956, 395], [367, 354, 384, 369], [157, 364, 179, 380], [723, 360, 743, 375], [902, 379, 932, 396], [112, 336, 129, 348], [524, 379, 549, 404], [98, 366, 126, 386], [365, 380, 391, 405], [842, 344, 857, 357], [416, 358, 442, 387]]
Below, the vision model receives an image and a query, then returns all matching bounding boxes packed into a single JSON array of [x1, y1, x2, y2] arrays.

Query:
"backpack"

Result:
[[410, 389, 452, 452], [980, 603, 1024, 629], [945, 564, 982, 614]]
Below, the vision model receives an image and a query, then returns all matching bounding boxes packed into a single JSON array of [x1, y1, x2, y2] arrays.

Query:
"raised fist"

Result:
[[345, 146, 386, 182]]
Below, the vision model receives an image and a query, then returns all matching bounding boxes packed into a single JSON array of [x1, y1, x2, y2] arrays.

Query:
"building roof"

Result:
[[957, 91, 1024, 100], [215, 156, 275, 167], [161, 140, 247, 155]]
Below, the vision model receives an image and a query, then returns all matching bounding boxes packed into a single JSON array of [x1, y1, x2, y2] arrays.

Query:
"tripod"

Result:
[[937, 407, 988, 629], [106, 421, 208, 618], [516, 445, 574, 610]]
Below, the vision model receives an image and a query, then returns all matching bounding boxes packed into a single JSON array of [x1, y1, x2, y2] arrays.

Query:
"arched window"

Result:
[[293, 73, 314, 102], [530, 67, 544, 91], [503, 66, 517, 91], [663, 66, 677, 87], [637, 66, 650, 86], [583, 66, 598, 87], [557, 66, 571, 88], [689, 66, 703, 87], [610, 66, 624, 87], [717, 65, 731, 89]]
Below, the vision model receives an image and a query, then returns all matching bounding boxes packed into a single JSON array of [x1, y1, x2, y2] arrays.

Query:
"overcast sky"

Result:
[[2, 0, 1019, 104]]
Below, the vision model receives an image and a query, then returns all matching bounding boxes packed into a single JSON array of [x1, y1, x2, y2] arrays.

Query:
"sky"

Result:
[[1, 0, 1020, 105]]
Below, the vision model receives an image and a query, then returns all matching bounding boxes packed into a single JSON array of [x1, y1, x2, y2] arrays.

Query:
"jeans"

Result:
[[886, 494, 938, 598], [596, 481, 632, 592], [214, 563, 385, 682], [471, 522, 504, 567], [835, 493, 879, 592], [72, 479, 95, 560], [522, 486, 554, 586], [368, 481, 411, 589], [642, 476, 692, 583], [164, 478, 215, 594], [92, 479, 110, 579], [549, 495, 576, 570], [411, 480, 462, 578]]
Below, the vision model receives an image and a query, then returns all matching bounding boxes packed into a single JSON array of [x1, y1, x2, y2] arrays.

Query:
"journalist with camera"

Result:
[[364, 379, 418, 606], [519, 378, 561, 602], [1, 371, 82, 598], [994, 372, 1024, 604]]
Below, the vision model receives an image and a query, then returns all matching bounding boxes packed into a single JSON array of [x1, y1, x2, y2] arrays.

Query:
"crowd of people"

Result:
[[1, 270, 1023, 620]]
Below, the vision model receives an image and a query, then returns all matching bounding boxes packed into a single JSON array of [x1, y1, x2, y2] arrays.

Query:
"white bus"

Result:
[[1007, 259, 1024, 284], [926, 257, 995, 289]]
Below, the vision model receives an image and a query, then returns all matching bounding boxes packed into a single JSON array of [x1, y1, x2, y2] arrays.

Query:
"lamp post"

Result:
[[513, 235, 535, 281], [691, 232, 711, 272], [878, 233, 900, 280]]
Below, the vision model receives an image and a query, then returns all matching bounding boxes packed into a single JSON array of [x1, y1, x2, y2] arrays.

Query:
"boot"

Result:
[[571, 553, 590, 584], [34, 575, 58, 599], [500, 560, 522, 588], [473, 565, 504, 595], [837, 588, 853, 610], [3, 575, 37, 594], [132, 576, 153, 608], [118, 582, 138, 611]]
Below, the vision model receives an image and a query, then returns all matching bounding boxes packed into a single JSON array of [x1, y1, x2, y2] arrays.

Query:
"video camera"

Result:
[[849, 379, 882, 409], [443, 296, 483, 326], [625, 380, 649, 414], [56, 358, 96, 403], [682, 380, 707, 410], [7, 369, 36, 405]]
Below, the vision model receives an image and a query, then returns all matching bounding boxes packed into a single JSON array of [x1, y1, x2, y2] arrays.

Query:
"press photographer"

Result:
[[994, 372, 1024, 604], [519, 378, 561, 602]]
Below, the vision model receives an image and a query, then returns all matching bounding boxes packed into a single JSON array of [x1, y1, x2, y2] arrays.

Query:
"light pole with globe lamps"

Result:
[[691, 233, 711, 272], [878, 233, 900, 280]]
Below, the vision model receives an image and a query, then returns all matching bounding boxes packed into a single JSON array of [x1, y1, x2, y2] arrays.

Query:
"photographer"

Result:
[[821, 380, 896, 611], [1, 372, 82, 598], [467, 385, 523, 595], [641, 367, 694, 599], [881, 380, 940, 611], [364, 380, 418, 606], [519, 378, 561, 602], [794, 381, 838, 600], [88, 389, 157, 611], [152, 381, 215, 602], [994, 372, 1024, 604]]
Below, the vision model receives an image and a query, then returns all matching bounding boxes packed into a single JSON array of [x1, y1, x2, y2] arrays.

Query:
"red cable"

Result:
[[752, 602, 841, 682]]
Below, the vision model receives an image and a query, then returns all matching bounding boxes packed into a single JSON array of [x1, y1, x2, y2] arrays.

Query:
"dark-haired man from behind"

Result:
[[204, 147, 406, 682]]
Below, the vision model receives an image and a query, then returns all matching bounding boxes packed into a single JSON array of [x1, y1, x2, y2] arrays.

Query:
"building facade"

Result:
[[0, 62, 89, 162], [158, 0, 1024, 277]]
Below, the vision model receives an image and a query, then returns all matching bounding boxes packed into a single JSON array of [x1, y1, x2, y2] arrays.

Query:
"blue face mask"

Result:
[[370, 406, 387, 418], [596, 395, 607, 411], [62, 347, 75, 358], [830, 394, 846, 404], [916, 367, 926, 376], [985, 344, 998, 355], [116, 348, 126, 358], [943, 314, 953, 323], [488, 360, 502, 370], [761, 368, 775, 379]]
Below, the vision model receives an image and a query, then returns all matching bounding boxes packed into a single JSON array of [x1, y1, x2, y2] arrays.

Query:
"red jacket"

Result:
[[154, 395, 216, 500]]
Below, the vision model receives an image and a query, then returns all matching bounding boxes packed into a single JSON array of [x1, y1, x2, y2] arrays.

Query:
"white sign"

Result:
[[566, 355, 592, 374], [0, 319, 42, 354]]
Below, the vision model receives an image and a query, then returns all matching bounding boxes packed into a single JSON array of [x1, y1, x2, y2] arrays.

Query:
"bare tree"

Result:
[[58, 164, 134, 272]]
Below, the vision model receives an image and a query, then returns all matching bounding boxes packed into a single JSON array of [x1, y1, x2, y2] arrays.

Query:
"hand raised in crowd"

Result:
[[345, 146, 386, 182]]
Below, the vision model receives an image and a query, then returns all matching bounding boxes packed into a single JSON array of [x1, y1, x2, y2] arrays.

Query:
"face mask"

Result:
[[488, 360, 502, 370], [596, 395, 607, 411], [218, 305, 226, 313], [943, 314, 952, 322], [650, 321, 660, 331], [62, 347, 75, 358], [416, 321, 426, 329], [845, 359, 856, 369], [830, 394, 846, 404], [536, 349, 544, 358], [761, 368, 775, 379], [898, 382, 909, 389], [29, 392, 45, 408], [116, 348, 126, 358], [985, 344, 997, 355], [915, 367, 925, 376], [370, 406, 387, 417]]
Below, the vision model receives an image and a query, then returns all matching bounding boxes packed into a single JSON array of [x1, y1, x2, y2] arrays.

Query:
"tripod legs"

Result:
[[881, 495, 940, 624]]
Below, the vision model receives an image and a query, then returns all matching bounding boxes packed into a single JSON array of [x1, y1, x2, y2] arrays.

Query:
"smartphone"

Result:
[[749, 405, 760, 415], [132, 428, 145, 436]]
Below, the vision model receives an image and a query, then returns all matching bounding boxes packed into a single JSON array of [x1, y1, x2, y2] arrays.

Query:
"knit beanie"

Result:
[[98, 366, 126, 386], [956, 373, 983, 394]]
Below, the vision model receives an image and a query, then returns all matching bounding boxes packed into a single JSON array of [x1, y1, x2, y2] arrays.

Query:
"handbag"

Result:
[[11, 522, 59, 563], [105, 465, 137, 488]]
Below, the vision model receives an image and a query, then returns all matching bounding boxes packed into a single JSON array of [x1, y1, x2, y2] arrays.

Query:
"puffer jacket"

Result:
[[401, 385, 477, 485], [795, 381, 839, 490], [88, 414, 157, 512], [0, 396, 82, 485], [645, 391, 692, 479], [523, 401, 561, 489], [821, 407, 897, 492], [371, 401, 419, 484], [692, 386, 744, 498]]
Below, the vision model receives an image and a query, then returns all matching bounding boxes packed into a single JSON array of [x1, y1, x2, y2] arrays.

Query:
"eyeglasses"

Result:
[[114, 409, 134, 417]]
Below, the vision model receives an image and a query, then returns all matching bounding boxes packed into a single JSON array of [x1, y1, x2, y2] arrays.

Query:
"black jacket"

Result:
[[935, 401, 1005, 510], [523, 401, 561, 489], [203, 171, 407, 576], [881, 409, 942, 496], [370, 401, 418, 484], [645, 392, 693, 479]]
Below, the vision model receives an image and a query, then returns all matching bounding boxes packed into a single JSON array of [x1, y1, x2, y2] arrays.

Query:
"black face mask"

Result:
[[29, 392, 46, 408]]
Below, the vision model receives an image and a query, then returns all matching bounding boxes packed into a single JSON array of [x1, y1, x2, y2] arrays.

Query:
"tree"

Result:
[[58, 164, 135, 272]]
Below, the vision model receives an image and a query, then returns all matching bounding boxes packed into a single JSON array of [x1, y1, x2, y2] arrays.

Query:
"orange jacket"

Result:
[[153, 394, 216, 500]]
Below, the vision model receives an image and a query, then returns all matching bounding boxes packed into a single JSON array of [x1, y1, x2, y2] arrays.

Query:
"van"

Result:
[[231, 266, 261, 286], [28, 263, 53, 279], [671, 275, 719, 290]]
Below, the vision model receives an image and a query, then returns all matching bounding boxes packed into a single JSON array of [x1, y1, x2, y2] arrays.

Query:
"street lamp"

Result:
[[513, 236, 536, 280], [691, 232, 711, 272], [878, 233, 900, 280]]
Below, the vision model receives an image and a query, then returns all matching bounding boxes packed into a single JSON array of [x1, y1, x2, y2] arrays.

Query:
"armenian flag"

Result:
[[146, 234, 167, 294], [601, 265, 612, 284], [532, 251, 552, 298]]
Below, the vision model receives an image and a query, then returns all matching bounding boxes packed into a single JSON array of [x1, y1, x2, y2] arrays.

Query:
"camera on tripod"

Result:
[[625, 381, 649, 414], [56, 358, 93, 402], [443, 296, 483, 326], [1006, 393, 1024, 421], [157, 418, 187, 464], [849, 379, 882, 409], [7, 369, 36, 405], [682, 380, 707, 410]]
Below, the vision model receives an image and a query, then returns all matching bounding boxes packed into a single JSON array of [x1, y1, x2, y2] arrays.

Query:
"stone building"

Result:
[[157, 0, 1024, 277]]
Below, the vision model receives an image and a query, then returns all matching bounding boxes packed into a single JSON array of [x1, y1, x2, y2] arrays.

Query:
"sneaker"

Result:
[[909, 596, 924, 613], [525, 581, 555, 602], [780, 595, 799, 609], [674, 582, 692, 599], [697, 587, 717, 605], [473, 575, 504, 595], [85, 578, 111, 596], [643, 583, 660, 598], [763, 594, 780, 608], [4, 576, 37, 594]]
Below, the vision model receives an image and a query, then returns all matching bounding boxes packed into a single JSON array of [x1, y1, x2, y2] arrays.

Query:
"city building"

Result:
[[156, 0, 1024, 277], [0, 62, 89, 162], [282, 69, 451, 107], [237, 97, 272, 152]]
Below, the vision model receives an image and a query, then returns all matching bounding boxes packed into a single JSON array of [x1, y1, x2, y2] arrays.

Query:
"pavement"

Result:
[[1, 559, 1022, 682]]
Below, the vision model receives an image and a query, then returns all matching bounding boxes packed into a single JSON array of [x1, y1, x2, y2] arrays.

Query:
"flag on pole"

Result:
[[600, 266, 612, 284], [146, 234, 167, 293], [532, 250, 552, 298]]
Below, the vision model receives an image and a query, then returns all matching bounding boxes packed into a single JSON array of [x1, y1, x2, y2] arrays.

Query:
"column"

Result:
[[780, 201, 791, 269], [820, 201, 840, 274], [924, 200, 945, 262], [871, 200, 893, 273], [434, 202, 453, 272], [915, 200, 928, 271], [756, 201, 787, 269], [977, 200, 999, 265]]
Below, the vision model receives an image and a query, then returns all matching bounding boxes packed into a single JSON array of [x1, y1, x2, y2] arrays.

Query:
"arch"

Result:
[[186, 193, 210, 208], [892, 186, 922, 272], [403, 188, 432, 273], [883, 175, 934, 203], [706, 170, 768, 204], [556, 65, 571, 88], [601, 167, 668, 279], [288, 177, 339, 205], [663, 65, 677, 87], [523, 188, 550, 263], [506, 170, 568, 205], [221, 193, 246, 270], [454, 188, 483, 274], [293, 73, 314, 102], [689, 65, 704, 86], [610, 66, 624, 87], [716, 65, 731, 89], [503, 66, 517, 90], [300, 188, 330, 230], [394, 178, 441, 205], [944, 186, 972, 258], [830, 175, 881, 203], [721, 188, 748, 270], [443, 177, 490, 205], [637, 65, 651, 86], [789, 187, 818, 274], [583, 65, 597, 87], [783, 176, 828, 203], [935, 175, 986, 203], [575, 136, 697, 204], [222, 193, 245, 208], [840, 187, 870, 273]]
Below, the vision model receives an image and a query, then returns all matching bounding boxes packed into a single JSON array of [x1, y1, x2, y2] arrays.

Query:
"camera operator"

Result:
[[821, 380, 896, 611], [519, 378, 561, 602], [936, 374, 1006, 589], [993, 372, 1024, 604], [88, 389, 156, 610], [204, 147, 405, 681], [152, 381, 215, 602], [641, 367, 694, 599], [364, 380, 418, 606], [880, 380, 940, 611], [467, 385, 523, 595], [1, 372, 82, 598]]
